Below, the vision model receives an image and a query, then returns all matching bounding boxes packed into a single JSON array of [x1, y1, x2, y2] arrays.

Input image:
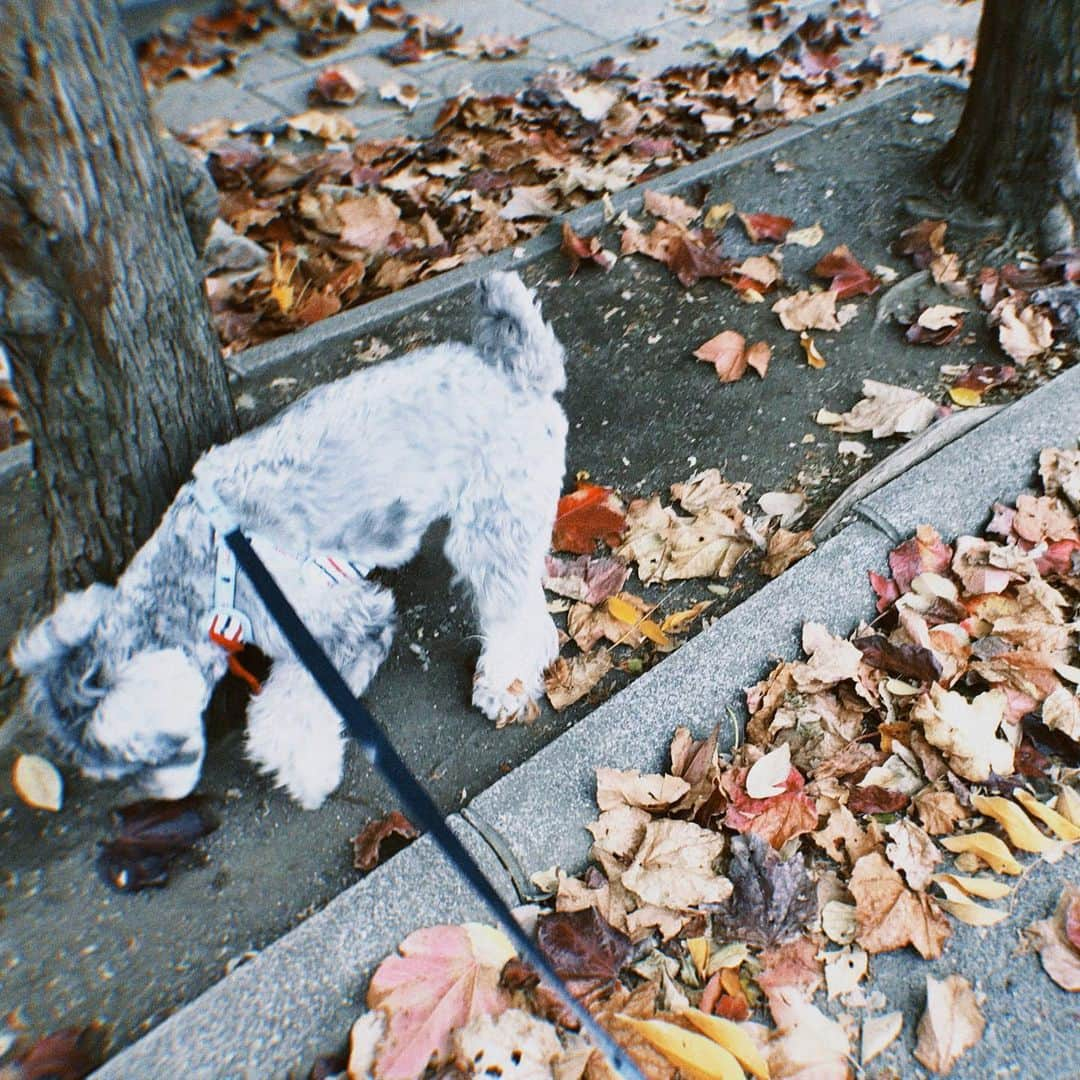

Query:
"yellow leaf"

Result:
[[948, 386, 982, 407], [800, 331, 826, 368], [939, 832, 1022, 875], [607, 595, 671, 648], [681, 1009, 770, 1079], [1012, 789, 1080, 842], [705, 202, 735, 230], [661, 600, 715, 635], [12, 753, 63, 812], [931, 873, 1010, 901], [686, 937, 710, 980], [617, 1017, 746, 1080], [970, 794, 1061, 855], [937, 897, 1008, 926]]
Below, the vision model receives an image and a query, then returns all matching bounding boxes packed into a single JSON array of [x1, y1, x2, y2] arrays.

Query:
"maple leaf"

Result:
[[812, 244, 880, 299], [693, 331, 771, 382], [367, 923, 514, 1080], [913, 974, 986, 1075], [766, 987, 851, 1080], [884, 819, 942, 891], [723, 764, 819, 849], [913, 788, 969, 836], [997, 298, 1054, 364], [849, 852, 951, 959], [668, 231, 733, 288], [337, 193, 402, 250], [740, 211, 794, 243], [847, 784, 909, 815], [670, 470, 751, 515], [351, 811, 418, 872], [596, 768, 691, 813], [713, 834, 817, 947], [552, 483, 626, 555], [536, 907, 632, 999]]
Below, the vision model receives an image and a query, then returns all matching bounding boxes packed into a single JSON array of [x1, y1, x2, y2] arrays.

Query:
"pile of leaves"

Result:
[[541, 472, 815, 716], [176, 0, 976, 353], [318, 443, 1080, 1079]]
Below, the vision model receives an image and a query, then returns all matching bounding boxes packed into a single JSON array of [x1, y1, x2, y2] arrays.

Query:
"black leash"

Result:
[[193, 484, 643, 1080]]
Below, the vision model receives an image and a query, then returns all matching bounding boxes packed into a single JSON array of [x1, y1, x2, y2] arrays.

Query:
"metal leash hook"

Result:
[[191, 480, 645, 1080]]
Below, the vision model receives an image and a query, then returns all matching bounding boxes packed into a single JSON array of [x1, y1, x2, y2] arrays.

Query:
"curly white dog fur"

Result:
[[12, 272, 567, 809]]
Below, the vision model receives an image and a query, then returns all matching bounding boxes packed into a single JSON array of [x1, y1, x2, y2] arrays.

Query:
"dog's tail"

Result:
[[471, 271, 566, 395]]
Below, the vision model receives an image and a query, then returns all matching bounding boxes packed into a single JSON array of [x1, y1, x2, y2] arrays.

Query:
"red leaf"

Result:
[[847, 784, 909, 815], [7, 1025, 104, 1080], [812, 244, 880, 299], [561, 221, 615, 275], [854, 634, 942, 684], [888, 525, 953, 592], [723, 766, 818, 849], [716, 994, 751, 1021], [869, 570, 900, 613], [552, 483, 626, 555], [352, 811, 419, 872], [668, 233, 733, 288], [739, 212, 794, 243], [536, 907, 632, 998]]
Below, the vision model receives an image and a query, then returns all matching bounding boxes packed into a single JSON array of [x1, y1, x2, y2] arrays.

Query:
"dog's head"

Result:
[[12, 586, 210, 799]]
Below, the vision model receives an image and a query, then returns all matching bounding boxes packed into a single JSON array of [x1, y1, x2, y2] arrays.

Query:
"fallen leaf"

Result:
[[621, 819, 732, 910], [560, 222, 616, 274], [367, 923, 515, 1080], [347, 1012, 384, 1080], [644, 189, 700, 228], [286, 108, 358, 140], [849, 852, 951, 959], [1012, 788, 1080, 841], [312, 65, 364, 105], [799, 331, 826, 369], [553, 483, 626, 554], [449, 33, 529, 60], [501, 185, 558, 221], [862, 1011, 903, 1066], [745, 341, 771, 377], [761, 529, 815, 577], [1026, 884, 1080, 992], [712, 834, 817, 947], [378, 80, 421, 111], [998, 299, 1053, 364], [97, 796, 219, 893], [544, 649, 612, 710], [596, 768, 691, 813], [724, 764, 819, 851], [914, 974, 985, 1075], [767, 987, 851, 1079], [352, 811, 418, 872], [970, 794, 1061, 855], [660, 599, 715, 635], [829, 380, 937, 439], [912, 686, 1014, 783], [543, 554, 628, 604], [740, 212, 794, 243], [0, 1025, 105, 1080], [562, 83, 619, 122], [813, 244, 880, 299], [785, 224, 824, 248], [824, 945, 868, 998], [615, 1017, 745, 1080], [536, 907, 632, 999], [938, 832, 1022, 875], [854, 634, 942, 683], [12, 753, 63, 812], [914, 789, 969, 835], [694, 330, 751, 382], [772, 290, 844, 332], [885, 819, 942, 891], [746, 744, 793, 799], [680, 1009, 770, 1079]]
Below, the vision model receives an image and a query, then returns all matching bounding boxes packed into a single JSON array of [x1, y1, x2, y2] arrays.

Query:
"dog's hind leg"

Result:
[[243, 579, 395, 809]]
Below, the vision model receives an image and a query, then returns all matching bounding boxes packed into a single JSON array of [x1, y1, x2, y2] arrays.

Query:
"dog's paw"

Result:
[[472, 668, 542, 727]]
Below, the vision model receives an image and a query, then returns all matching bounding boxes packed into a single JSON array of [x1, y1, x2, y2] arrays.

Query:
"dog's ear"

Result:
[[11, 583, 115, 677], [85, 648, 209, 799]]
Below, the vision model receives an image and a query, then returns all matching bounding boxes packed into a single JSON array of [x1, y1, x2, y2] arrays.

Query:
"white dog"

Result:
[[13, 272, 567, 809]]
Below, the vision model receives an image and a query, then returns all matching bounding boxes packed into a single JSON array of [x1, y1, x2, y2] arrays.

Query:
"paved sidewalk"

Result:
[[124, 0, 981, 136]]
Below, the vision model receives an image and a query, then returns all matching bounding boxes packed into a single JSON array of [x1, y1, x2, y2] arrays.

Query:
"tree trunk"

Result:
[[0, 0, 238, 599], [937, 0, 1080, 252]]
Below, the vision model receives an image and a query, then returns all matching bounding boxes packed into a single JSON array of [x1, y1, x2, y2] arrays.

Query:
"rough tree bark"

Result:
[[0, 0, 238, 599], [937, 0, 1080, 251]]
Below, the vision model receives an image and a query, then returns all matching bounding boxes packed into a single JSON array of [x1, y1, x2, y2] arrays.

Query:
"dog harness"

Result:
[[206, 530, 369, 693]]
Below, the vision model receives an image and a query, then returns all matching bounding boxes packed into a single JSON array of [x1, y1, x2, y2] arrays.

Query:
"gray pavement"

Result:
[[122, 0, 981, 138]]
